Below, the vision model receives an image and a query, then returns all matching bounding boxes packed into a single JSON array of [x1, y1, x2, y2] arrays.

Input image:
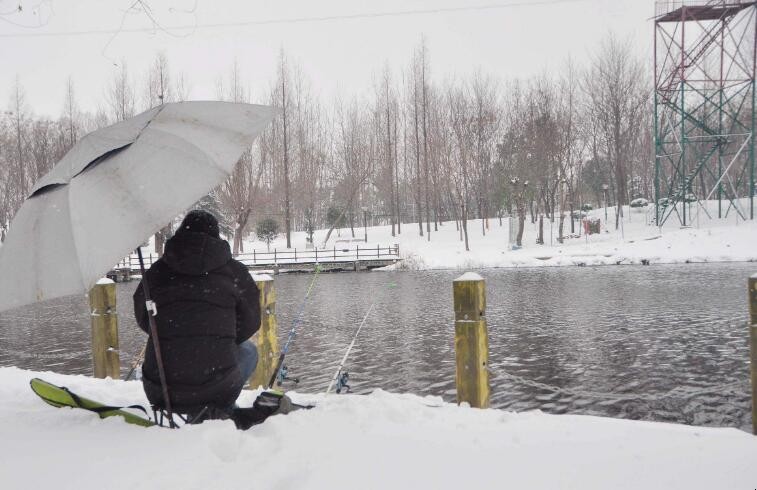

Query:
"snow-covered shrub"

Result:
[[630, 198, 649, 208]]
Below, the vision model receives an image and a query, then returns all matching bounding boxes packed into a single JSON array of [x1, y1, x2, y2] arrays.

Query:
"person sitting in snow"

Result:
[[134, 210, 260, 418]]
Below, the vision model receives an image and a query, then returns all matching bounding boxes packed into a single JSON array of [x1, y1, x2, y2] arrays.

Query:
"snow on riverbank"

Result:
[[242, 199, 757, 270], [2, 366, 756, 490]]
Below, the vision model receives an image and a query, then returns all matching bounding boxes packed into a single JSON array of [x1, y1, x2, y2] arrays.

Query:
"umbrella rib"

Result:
[[65, 185, 92, 295]]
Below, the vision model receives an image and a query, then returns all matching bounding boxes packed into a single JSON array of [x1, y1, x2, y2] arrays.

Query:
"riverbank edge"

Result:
[[378, 254, 757, 272]]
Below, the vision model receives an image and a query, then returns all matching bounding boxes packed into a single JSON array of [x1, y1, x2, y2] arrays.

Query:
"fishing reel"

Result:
[[335, 371, 350, 394], [276, 365, 300, 386]]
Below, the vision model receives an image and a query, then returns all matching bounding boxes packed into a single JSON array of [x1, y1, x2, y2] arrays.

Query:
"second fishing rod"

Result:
[[266, 264, 322, 389]]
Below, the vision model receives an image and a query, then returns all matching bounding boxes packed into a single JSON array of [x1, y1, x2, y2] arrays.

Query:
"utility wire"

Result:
[[0, 0, 52, 28], [0, 0, 590, 38]]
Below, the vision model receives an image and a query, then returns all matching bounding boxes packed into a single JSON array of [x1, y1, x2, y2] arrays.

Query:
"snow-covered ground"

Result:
[[242, 199, 757, 270], [2, 366, 756, 490]]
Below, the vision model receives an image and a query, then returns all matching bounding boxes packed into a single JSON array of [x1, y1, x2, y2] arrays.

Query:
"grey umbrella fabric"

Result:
[[0, 101, 275, 313]]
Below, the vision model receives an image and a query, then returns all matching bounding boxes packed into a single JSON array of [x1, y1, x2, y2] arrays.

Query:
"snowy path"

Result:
[[2, 367, 756, 490]]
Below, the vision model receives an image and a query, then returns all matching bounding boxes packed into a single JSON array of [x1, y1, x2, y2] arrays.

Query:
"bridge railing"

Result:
[[113, 243, 401, 270], [236, 244, 400, 266]]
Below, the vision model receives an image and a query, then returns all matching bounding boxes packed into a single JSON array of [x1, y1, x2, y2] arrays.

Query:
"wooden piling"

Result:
[[453, 272, 490, 408], [749, 275, 757, 434], [249, 275, 278, 389], [89, 279, 120, 379]]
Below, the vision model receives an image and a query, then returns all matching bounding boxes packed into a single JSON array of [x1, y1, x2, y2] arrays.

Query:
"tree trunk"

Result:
[[537, 215, 544, 244], [529, 199, 536, 224], [395, 111, 401, 235], [233, 209, 251, 255], [462, 203, 470, 251], [421, 52, 431, 241], [153, 224, 173, 257], [413, 80, 424, 237], [434, 183, 440, 231], [517, 214, 525, 247], [154, 233, 164, 257], [570, 200, 575, 234], [387, 88, 395, 238], [558, 213, 565, 244], [282, 67, 292, 249], [479, 199, 485, 236]]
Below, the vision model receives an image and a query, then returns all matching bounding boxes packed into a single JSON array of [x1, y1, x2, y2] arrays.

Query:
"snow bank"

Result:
[[242, 200, 757, 271], [2, 366, 756, 490]]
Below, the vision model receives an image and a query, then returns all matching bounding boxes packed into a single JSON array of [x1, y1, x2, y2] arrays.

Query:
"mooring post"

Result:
[[89, 279, 120, 379], [453, 272, 490, 408], [249, 274, 278, 389], [749, 274, 757, 434]]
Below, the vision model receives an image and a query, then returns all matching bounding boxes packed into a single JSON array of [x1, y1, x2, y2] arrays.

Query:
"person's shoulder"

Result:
[[226, 258, 254, 281], [224, 259, 258, 293], [144, 258, 168, 277]]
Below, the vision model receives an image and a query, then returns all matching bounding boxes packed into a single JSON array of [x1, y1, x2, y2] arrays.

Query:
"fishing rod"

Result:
[[124, 343, 146, 381], [266, 264, 322, 389], [326, 302, 375, 395]]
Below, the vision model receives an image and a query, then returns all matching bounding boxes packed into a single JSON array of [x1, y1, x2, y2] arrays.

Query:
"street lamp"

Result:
[[361, 206, 368, 243], [602, 184, 609, 223]]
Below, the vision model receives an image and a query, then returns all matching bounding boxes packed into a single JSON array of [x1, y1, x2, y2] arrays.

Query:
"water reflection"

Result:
[[0, 263, 752, 430]]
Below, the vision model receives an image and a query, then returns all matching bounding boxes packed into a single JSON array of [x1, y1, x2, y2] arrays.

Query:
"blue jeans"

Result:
[[238, 340, 258, 382]]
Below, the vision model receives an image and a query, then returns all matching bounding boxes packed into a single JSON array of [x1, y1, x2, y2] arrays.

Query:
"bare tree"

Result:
[[379, 64, 397, 237], [497, 80, 535, 246], [143, 52, 171, 109], [447, 83, 475, 251], [62, 77, 79, 147], [418, 40, 432, 240], [279, 51, 293, 248], [470, 71, 500, 236], [555, 60, 584, 243], [142, 53, 175, 255], [10, 77, 28, 207], [583, 35, 648, 229], [107, 61, 135, 122], [408, 50, 424, 237], [321, 98, 373, 247], [217, 60, 261, 254]]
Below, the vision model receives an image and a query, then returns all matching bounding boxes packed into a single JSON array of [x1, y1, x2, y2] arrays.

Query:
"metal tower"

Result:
[[654, 1, 756, 226]]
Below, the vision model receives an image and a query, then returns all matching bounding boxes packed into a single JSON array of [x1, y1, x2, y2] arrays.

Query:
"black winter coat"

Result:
[[134, 231, 260, 411]]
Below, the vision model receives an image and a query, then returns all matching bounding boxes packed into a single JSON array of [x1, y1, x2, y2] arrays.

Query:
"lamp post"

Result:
[[362, 206, 368, 243]]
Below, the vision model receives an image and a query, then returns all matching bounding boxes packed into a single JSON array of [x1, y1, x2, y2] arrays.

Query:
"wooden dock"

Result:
[[109, 243, 401, 279]]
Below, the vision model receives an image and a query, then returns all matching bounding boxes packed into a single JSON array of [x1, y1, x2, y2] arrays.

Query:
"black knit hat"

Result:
[[178, 210, 220, 238]]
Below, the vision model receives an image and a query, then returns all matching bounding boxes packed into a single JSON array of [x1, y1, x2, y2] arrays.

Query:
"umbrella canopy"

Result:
[[0, 101, 276, 313]]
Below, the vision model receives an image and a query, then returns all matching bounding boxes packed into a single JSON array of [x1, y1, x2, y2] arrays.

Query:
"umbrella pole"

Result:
[[136, 247, 176, 428]]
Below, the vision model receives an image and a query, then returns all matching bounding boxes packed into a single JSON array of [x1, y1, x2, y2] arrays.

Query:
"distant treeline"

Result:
[[1, 36, 656, 250]]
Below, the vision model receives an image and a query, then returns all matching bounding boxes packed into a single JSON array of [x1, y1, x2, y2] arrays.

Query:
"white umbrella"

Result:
[[0, 101, 276, 313]]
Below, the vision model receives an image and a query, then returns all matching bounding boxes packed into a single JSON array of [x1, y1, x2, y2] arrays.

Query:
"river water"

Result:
[[0, 263, 753, 431]]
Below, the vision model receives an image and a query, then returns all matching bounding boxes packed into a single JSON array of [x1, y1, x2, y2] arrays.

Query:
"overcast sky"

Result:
[[0, 0, 654, 117]]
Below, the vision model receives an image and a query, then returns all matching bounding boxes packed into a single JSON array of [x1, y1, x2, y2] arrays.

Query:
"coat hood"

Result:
[[162, 231, 232, 275]]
